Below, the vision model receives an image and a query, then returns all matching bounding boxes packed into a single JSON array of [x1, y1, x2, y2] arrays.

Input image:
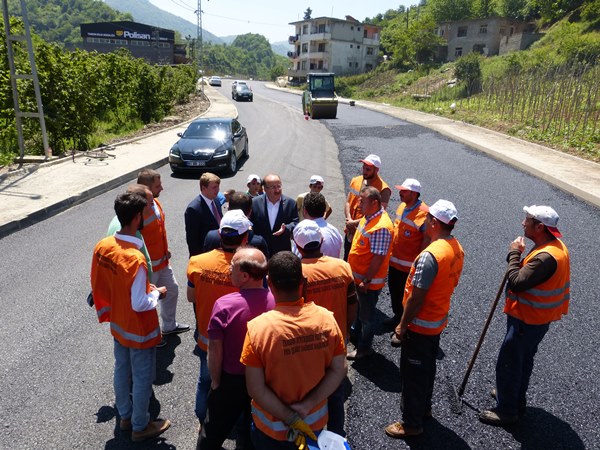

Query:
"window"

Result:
[[350, 44, 353, 48], [302, 43, 308, 53], [479, 24, 488, 34], [351, 26, 354, 30], [296, 62, 300, 70], [457, 26, 468, 37], [455, 47, 463, 57], [301, 61, 306, 70], [318, 24, 326, 33], [355, 62, 359, 68], [349, 62, 352, 67], [367, 47, 374, 55], [303, 25, 308, 34], [318, 43, 325, 52], [318, 60, 323, 69], [358, 27, 361, 31], [364, 30, 368, 38], [357, 45, 360, 49]]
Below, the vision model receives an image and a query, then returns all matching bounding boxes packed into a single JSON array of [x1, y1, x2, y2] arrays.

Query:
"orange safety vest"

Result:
[[389, 201, 429, 272], [187, 249, 237, 351], [346, 175, 390, 222], [404, 237, 464, 335], [244, 300, 344, 441], [141, 198, 169, 272], [91, 236, 161, 349], [302, 256, 355, 340], [505, 239, 570, 325], [348, 210, 393, 290]]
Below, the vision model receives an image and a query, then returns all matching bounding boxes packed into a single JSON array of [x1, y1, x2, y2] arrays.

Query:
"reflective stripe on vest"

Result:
[[389, 255, 413, 268], [506, 290, 570, 309], [352, 271, 387, 285], [151, 254, 168, 267], [96, 306, 111, 320], [357, 225, 371, 239], [349, 187, 360, 196], [396, 215, 418, 229], [143, 214, 159, 227], [111, 322, 161, 344], [411, 314, 448, 329], [252, 402, 328, 434], [198, 332, 209, 347]]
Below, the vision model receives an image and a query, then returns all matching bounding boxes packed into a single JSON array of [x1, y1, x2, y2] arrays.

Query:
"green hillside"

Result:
[[338, 3, 600, 160]]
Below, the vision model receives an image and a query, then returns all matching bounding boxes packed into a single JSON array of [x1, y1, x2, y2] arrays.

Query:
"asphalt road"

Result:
[[1, 82, 598, 449]]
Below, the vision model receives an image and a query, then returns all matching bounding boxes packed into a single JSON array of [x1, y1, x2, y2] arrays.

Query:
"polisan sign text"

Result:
[[120, 30, 152, 40]]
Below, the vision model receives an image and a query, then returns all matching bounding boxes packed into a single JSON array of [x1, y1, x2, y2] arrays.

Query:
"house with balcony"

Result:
[[435, 17, 543, 62], [287, 15, 380, 84]]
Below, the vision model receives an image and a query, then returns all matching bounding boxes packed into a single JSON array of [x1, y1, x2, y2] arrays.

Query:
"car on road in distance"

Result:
[[208, 76, 222, 86], [169, 118, 248, 174], [231, 80, 248, 95], [233, 85, 253, 102]]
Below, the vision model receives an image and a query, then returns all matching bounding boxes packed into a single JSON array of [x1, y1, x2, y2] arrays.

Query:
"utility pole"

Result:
[[195, 0, 204, 94]]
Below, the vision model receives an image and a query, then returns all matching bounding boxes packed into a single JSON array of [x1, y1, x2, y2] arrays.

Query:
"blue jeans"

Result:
[[113, 339, 156, 432], [195, 348, 211, 423], [495, 315, 549, 415], [350, 288, 381, 350]]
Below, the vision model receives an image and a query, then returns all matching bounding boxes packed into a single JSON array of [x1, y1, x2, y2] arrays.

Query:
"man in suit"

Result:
[[251, 173, 299, 256], [185, 172, 222, 257]]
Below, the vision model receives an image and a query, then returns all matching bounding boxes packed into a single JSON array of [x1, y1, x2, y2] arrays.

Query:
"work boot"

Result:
[[119, 418, 132, 431], [479, 408, 518, 426], [490, 388, 527, 414], [385, 422, 423, 439], [131, 419, 171, 442], [346, 347, 374, 361]]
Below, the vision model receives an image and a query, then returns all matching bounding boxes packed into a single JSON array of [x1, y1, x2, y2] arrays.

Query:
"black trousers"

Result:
[[197, 372, 253, 450], [388, 266, 409, 320], [400, 330, 440, 428]]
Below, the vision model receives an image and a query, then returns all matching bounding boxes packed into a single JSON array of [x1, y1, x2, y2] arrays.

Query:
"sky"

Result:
[[148, 0, 412, 43]]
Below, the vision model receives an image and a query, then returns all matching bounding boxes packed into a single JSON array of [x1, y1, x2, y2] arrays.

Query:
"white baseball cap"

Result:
[[247, 174, 261, 184], [219, 210, 252, 236], [359, 154, 381, 169], [293, 219, 323, 250], [523, 205, 562, 237], [429, 200, 458, 225], [395, 178, 421, 193], [309, 175, 325, 185]]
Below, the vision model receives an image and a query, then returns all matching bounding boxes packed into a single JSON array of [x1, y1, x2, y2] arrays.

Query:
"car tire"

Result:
[[228, 153, 237, 174]]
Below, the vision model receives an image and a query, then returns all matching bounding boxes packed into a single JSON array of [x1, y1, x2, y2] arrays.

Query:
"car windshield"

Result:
[[182, 122, 230, 140], [237, 86, 251, 92]]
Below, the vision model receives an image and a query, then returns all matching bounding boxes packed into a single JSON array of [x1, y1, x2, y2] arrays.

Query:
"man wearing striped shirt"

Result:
[[347, 186, 393, 360]]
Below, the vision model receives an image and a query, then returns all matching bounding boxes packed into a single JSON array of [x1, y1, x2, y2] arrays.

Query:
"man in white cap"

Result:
[[293, 220, 357, 436], [296, 175, 333, 221], [385, 178, 430, 327], [386, 199, 464, 439], [246, 174, 262, 198], [479, 205, 570, 426], [187, 210, 251, 428], [344, 154, 391, 260]]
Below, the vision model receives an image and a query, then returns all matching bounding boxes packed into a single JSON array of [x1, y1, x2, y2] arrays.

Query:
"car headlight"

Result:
[[170, 147, 181, 157], [213, 146, 231, 158]]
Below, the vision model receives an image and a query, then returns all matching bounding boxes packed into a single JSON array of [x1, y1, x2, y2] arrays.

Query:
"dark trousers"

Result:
[[327, 376, 349, 437], [197, 372, 253, 450], [400, 330, 440, 428], [343, 236, 352, 262], [388, 266, 409, 320], [495, 315, 549, 415], [251, 425, 311, 450]]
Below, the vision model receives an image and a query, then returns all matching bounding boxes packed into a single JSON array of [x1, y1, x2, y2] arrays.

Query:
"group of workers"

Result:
[[90, 154, 571, 447]]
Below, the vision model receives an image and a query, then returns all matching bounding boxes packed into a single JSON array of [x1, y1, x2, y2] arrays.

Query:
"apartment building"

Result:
[[435, 17, 543, 61], [288, 15, 380, 83]]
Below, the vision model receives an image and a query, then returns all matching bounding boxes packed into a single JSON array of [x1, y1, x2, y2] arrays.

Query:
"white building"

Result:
[[288, 15, 380, 83]]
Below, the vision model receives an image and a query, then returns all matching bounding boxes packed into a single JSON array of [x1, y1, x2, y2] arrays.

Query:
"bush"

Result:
[[454, 52, 483, 97]]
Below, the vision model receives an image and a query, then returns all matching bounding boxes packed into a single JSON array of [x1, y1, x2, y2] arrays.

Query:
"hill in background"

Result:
[[104, 0, 222, 43]]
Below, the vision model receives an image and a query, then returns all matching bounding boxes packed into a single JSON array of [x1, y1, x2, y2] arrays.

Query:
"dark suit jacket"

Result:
[[251, 194, 298, 256], [184, 195, 222, 257], [203, 229, 269, 257]]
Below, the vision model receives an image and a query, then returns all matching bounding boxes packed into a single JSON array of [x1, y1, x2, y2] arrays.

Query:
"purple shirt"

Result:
[[208, 288, 275, 375]]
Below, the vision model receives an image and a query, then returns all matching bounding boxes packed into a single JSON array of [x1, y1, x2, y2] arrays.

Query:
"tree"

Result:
[[428, 0, 475, 22], [454, 52, 483, 96], [304, 7, 312, 20], [473, 0, 497, 17]]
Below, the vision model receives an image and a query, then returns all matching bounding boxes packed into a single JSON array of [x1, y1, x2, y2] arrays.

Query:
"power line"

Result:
[[203, 11, 290, 28]]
